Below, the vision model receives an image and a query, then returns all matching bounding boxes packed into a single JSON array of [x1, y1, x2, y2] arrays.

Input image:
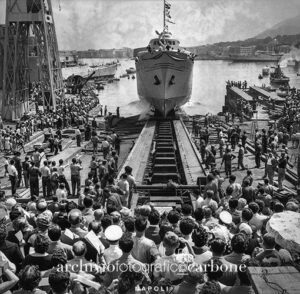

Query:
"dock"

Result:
[[249, 86, 286, 103], [224, 85, 253, 114]]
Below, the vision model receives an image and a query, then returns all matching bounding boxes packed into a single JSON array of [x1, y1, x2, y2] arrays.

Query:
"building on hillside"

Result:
[[240, 46, 256, 56], [227, 46, 241, 55], [278, 44, 291, 54]]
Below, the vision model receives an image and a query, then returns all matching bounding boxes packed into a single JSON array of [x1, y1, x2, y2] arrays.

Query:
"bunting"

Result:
[[164, 0, 175, 25], [166, 19, 175, 24], [165, 1, 171, 9]]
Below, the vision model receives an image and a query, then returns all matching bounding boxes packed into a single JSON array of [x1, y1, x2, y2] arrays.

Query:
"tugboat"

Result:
[[270, 65, 290, 85], [134, 0, 194, 117]]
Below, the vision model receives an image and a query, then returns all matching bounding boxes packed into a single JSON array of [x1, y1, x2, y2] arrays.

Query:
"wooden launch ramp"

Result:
[[118, 118, 207, 211]]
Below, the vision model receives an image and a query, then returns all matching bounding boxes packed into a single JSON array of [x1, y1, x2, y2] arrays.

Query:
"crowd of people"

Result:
[[226, 80, 248, 90], [0, 119, 299, 294], [0, 161, 299, 294], [0, 84, 299, 294]]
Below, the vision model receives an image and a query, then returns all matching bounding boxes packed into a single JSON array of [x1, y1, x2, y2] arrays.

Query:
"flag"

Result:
[[165, 1, 171, 9], [166, 19, 175, 24], [166, 10, 171, 18]]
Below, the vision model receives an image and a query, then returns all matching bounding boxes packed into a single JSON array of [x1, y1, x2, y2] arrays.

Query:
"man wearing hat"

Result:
[[103, 225, 123, 264]]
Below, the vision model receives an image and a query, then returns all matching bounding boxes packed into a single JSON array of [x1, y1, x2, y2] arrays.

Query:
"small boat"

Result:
[[132, 75, 135, 79], [262, 66, 270, 76], [113, 78, 120, 81], [258, 74, 263, 79], [126, 67, 136, 74]]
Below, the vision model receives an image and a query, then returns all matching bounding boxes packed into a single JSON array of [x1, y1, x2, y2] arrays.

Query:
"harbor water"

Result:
[[81, 58, 300, 117]]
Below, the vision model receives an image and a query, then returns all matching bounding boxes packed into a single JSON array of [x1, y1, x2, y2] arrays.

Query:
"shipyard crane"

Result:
[[66, 71, 96, 95], [2, 0, 64, 120]]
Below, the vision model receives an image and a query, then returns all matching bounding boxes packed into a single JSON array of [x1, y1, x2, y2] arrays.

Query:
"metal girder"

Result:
[[2, 0, 64, 120]]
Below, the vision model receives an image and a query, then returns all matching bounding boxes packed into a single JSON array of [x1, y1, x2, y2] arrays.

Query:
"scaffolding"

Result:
[[2, 0, 64, 120]]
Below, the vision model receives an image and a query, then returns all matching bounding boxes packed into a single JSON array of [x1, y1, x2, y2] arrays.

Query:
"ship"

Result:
[[61, 63, 117, 81], [59, 51, 118, 80], [135, 0, 194, 117], [270, 64, 290, 85]]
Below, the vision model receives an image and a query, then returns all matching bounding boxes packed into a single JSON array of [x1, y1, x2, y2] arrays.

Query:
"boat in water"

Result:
[[59, 52, 118, 80], [135, 0, 194, 117], [126, 67, 136, 74], [270, 65, 290, 85], [61, 63, 118, 81], [262, 66, 270, 76]]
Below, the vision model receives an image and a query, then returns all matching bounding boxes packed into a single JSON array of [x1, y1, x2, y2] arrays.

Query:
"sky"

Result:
[[0, 0, 300, 50]]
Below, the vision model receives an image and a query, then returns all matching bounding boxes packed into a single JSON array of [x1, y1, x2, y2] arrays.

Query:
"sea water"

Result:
[[81, 58, 300, 117]]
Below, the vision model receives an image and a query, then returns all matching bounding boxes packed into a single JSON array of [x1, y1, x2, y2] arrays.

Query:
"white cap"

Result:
[[239, 223, 253, 236], [105, 225, 123, 242], [5, 198, 17, 211], [219, 211, 232, 225]]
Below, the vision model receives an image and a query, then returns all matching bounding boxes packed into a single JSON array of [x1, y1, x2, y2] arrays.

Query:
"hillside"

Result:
[[255, 14, 300, 39]]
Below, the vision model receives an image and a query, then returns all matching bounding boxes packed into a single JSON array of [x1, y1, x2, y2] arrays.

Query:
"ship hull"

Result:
[[135, 51, 193, 117], [61, 64, 117, 80]]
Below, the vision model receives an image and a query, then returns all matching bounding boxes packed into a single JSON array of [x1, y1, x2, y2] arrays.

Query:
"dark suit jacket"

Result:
[[0, 240, 24, 271]]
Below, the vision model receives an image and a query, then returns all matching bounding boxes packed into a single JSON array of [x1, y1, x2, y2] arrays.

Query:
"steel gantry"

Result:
[[2, 0, 64, 120]]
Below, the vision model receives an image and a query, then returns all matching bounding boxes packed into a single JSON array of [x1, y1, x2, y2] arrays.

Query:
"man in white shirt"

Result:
[[8, 160, 18, 196], [132, 218, 160, 265], [117, 174, 130, 207], [153, 231, 194, 283], [103, 225, 123, 264], [101, 138, 110, 159], [56, 183, 68, 202]]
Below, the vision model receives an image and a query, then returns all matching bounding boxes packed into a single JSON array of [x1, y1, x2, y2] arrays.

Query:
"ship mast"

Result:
[[163, 0, 166, 33]]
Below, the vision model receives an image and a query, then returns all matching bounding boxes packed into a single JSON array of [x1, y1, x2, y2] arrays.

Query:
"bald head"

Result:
[[72, 241, 86, 257], [94, 209, 104, 222], [68, 209, 82, 226]]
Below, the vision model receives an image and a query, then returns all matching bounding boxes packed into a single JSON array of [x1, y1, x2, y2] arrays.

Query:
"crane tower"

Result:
[[2, 0, 64, 120]]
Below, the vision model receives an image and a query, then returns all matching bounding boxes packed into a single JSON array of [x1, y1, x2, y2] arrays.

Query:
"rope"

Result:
[[260, 269, 290, 294]]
